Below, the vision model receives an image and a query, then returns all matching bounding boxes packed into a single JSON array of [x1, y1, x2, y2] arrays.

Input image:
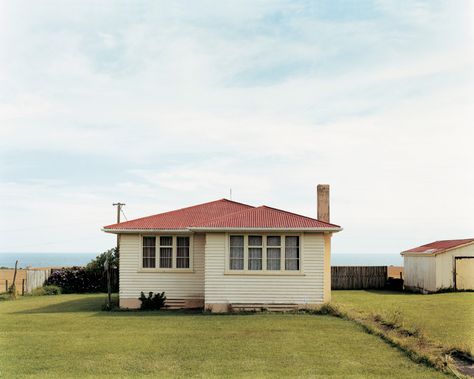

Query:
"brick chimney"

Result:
[[317, 184, 330, 222]]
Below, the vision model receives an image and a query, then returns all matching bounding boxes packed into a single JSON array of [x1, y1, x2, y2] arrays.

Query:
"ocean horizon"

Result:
[[0, 252, 403, 269]]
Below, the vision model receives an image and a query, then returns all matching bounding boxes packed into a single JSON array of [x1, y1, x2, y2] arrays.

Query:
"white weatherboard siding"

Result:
[[204, 233, 325, 305], [403, 255, 436, 292], [119, 233, 205, 301], [436, 244, 474, 289]]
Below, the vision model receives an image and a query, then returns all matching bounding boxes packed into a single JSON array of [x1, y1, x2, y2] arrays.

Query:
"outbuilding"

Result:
[[401, 239, 474, 293]]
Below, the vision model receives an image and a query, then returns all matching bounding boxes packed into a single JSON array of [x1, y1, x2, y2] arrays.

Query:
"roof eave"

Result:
[[400, 252, 437, 257], [101, 228, 191, 234], [102, 226, 343, 234]]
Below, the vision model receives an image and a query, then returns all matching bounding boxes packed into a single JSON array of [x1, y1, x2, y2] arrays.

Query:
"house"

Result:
[[401, 239, 474, 293], [102, 185, 342, 312]]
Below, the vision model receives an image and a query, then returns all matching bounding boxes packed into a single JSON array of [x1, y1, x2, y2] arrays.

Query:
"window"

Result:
[[142, 235, 192, 270], [142, 237, 156, 268], [285, 236, 300, 270], [228, 234, 301, 273], [230, 236, 244, 270], [248, 235, 262, 270], [176, 236, 190, 268], [159, 236, 173, 268], [267, 236, 281, 270]]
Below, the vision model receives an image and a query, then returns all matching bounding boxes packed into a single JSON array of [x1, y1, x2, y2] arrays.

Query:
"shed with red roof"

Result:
[[102, 185, 342, 311], [401, 239, 474, 293]]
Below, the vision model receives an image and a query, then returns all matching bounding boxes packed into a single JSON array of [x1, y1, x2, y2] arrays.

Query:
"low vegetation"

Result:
[[333, 290, 474, 355], [333, 290, 474, 377], [31, 285, 62, 296], [138, 291, 167, 310], [0, 294, 447, 378], [44, 248, 118, 293]]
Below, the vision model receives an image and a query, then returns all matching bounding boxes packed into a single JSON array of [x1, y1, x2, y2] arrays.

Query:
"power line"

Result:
[[120, 208, 128, 221]]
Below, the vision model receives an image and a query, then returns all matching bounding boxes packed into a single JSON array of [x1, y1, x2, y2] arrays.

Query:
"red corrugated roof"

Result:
[[192, 206, 340, 229], [103, 199, 254, 230], [103, 199, 340, 231], [402, 239, 474, 255]]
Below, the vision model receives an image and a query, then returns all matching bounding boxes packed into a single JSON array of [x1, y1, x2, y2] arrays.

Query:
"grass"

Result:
[[0, 294, 449, 378], [332, 290, 474, 355]]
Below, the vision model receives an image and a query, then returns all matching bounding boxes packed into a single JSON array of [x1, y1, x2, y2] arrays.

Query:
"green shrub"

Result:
[[139, 291, 166, 310], [0, 292, 11, 301], [32, 285, 62, 296], [86, 248, 119, 273]]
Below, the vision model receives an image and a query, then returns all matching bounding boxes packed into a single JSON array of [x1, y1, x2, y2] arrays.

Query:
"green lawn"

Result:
[[333, 291, 474, 354], [0, 294, 448, 378]]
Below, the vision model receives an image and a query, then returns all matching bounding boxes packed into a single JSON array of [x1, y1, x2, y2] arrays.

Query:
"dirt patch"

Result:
[[450, 351, 474, 378]]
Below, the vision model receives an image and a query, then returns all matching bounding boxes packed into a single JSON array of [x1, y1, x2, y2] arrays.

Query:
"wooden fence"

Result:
[[0, 268, 51, 295], [331, 266, 388, 290]]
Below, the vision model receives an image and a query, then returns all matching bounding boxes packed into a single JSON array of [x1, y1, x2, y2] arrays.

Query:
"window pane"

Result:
[[267, 236, 281, 246], [142, 237, 156, 268], [230, 235, 244, 247], [176, 257, 189, 269], [285, 236, 299, 271], [285, 259, 299, 270], [248, 247, 262, 270], [248, 235, 262, 246], [267, 248, 280, 259], [285, 236, 299, 247], [267, 247, 280, 270], [176, 237, 190, 269], [160, 236, 173, 246], [230, 247, 243, 259], [230, 236, 244, 270], [230, 258, 244, 270], [285, 247, 299, 259], [160, 247, 172, 268], [143, 236, 156, 247], [177, 236, 189, 247]]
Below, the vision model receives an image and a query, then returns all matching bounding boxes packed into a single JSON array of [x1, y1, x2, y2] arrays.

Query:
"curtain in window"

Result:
[[248, 236, 262, 270], [267, 236, 281, 270], [267, 248, 281, 270], [285, 236, 300, 270], [159, 236, 173, 268], [176, 236, 190, 268], [230, 236, 244, 270], [142, 236, 156, 268]]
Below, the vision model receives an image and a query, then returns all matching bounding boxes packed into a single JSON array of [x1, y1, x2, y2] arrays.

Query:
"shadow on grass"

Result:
[[13, 296, 285, 318], [13, 296, 207, 317], [13, 296, 110, 314], [361, 290, 413, 296]]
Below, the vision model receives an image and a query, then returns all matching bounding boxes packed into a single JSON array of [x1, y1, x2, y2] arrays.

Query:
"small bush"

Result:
[[32, 285, 62, 296], [139, 291, 166, 310], [0, 292, 11, 301]]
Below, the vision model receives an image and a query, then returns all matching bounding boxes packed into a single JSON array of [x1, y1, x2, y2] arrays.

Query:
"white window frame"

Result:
[[139, 234, 194, 273], [225, 233, 304, 275]]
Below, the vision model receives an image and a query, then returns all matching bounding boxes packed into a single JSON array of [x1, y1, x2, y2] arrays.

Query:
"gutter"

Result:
[[102, 227, 343, 234]]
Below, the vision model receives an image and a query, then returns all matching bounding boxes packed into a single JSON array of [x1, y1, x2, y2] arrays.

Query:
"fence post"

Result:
[[5, 280, 8, 292], [22, 279, 25, 295]]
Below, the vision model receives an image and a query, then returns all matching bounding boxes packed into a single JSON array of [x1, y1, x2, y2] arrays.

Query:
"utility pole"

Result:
[[112, 202, 125, 253], [107, 202, 125, 310]]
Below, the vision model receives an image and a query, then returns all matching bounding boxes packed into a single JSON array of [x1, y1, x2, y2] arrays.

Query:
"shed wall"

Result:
[[436, 244, 474, 289], [403, 255, 436, 292]]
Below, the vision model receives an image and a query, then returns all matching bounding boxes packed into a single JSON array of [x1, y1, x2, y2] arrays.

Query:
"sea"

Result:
[[0, 252, 403, 269]]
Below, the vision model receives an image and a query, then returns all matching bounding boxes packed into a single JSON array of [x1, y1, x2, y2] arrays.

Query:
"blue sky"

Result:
[[0, 1, 473, 254]]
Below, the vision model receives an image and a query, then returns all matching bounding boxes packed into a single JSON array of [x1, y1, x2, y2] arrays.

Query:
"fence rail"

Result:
[[331, 266, 387, 289]]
